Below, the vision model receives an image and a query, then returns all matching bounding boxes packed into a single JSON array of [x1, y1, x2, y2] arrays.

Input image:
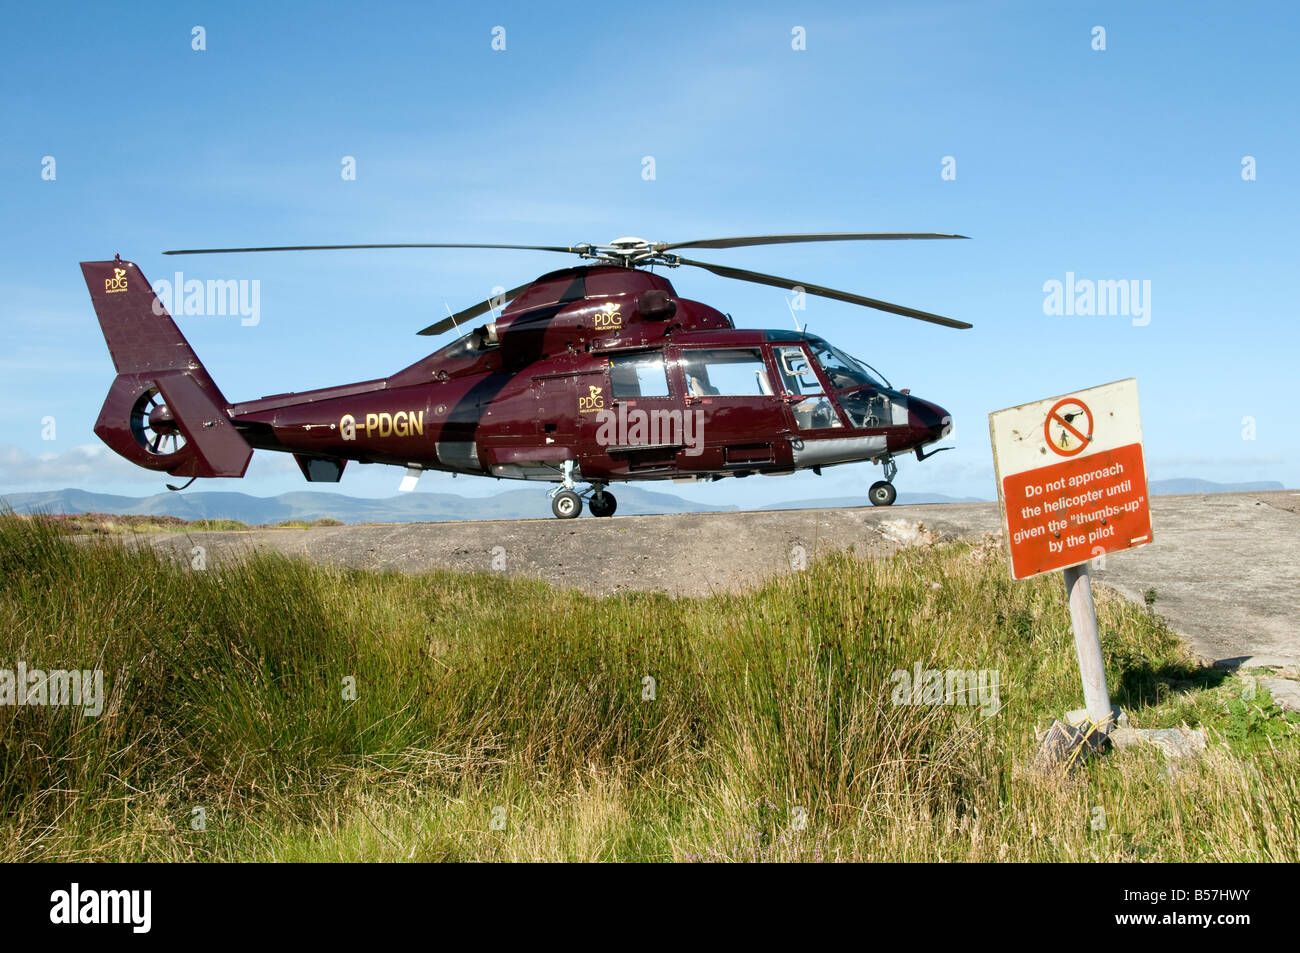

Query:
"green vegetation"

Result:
[[46, 513, 252, 535], [40, 513, 345, 535], [1207, 690, 1300, 755], [0, 513, 1295, 861]]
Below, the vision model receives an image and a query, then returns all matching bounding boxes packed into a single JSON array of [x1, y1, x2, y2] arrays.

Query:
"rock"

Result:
[[1218, 656, 1300, 675], [1109, 725, 1207, 758], [877, 519, 937, 547], [1109, 726, 1141, 750], [1134, 726, 1207, 758], [1259, 678, 1300, 713]]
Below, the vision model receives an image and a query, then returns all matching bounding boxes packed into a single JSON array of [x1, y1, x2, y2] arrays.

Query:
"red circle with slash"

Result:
[[1044, 397, 1093, 457]]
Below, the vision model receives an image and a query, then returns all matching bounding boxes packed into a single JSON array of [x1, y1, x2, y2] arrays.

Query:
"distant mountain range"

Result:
[[761, 492, 987, 509], [0, 478, 1285, 525], [0, 486, 736, 523], [1147, 478, 1285, 496], [761, 479, 1285, 511]]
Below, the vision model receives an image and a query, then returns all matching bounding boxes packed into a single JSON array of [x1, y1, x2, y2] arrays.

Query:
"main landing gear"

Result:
[[588, 490, 617, 518], [551, 490, 583, 519], [868, 456, 899, 507], [549, 461, 617, 519], [550, 486, 617, 519]]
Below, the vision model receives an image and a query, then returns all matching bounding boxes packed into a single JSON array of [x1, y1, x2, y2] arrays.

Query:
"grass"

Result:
[[42, 513, 344, 535], [0, 512, 1296, 862]]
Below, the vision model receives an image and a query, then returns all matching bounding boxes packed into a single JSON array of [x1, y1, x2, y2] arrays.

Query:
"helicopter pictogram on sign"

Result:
[[1044, 397, 1093, 457]]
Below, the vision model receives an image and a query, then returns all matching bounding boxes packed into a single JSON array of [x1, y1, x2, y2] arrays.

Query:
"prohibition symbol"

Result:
[[1044, 397, 1093, 457]]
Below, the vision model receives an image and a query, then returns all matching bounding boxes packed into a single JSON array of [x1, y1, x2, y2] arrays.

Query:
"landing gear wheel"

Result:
[[552, 490, 583, 519], [868, 481, 897, 507], [589, 492, 617, 518]]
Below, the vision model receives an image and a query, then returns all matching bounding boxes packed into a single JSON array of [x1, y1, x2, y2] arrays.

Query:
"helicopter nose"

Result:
[[908, 397, 952, 442]]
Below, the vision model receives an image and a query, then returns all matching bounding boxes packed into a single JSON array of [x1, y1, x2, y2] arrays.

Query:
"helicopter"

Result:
[[80, 232, 970, 519]]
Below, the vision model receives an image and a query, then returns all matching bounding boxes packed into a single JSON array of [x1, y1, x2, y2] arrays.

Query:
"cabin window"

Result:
[[680, 348, 769, 397], [609, 353, 670, 398]]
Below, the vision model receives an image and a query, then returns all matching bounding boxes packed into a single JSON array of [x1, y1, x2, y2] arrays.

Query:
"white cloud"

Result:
[[0, 440, 422, 498], [0, 443, 147, 489]]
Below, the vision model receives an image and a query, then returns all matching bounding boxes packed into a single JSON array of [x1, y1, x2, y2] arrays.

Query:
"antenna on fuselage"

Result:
[[784, 294, 803, 333]]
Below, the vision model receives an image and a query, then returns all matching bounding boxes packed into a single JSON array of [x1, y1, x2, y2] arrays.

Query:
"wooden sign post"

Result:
[[990, 379, 1153, 737]]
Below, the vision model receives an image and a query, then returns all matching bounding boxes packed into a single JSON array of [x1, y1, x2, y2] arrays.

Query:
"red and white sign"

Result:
[[989, 379, 1152, 580]]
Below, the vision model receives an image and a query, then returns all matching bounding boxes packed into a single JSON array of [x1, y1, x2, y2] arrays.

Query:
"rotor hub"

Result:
[[573, 237, 679, 268], [148, 403, 179, 435]]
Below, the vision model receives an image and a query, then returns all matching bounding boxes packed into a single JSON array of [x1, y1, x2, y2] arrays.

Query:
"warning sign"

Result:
[[989, 379, 1152, 580]]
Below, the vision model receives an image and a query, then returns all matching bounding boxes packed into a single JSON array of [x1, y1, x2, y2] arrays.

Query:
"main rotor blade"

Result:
[[163, 243, 580, 256], [417, 282, 532, 336], [661, 232, 968, 251], [673, 257, 972, 330]]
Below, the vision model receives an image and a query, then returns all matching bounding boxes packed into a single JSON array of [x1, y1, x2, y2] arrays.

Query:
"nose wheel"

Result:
[[869, 455, 899, 507], [868, 481, 897, 506]]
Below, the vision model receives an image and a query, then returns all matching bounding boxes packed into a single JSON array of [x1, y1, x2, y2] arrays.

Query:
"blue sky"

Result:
[[2, 1, 1295, 507]]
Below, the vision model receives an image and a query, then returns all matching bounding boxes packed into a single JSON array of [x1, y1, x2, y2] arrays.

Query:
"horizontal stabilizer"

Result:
[[154, 372, 253, 478]]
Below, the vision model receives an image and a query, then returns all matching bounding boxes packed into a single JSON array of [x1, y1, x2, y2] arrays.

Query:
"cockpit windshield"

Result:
[[806, 339, 887, 391]]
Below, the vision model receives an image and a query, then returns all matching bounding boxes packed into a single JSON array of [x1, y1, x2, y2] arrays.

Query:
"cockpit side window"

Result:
[[774, 345, 843, 430], [774, 346, 824, 396]]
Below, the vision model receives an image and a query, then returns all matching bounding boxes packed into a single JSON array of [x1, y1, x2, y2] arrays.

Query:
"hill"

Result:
[[0, 478, 1285, 524], [0, 485, 737, 523]]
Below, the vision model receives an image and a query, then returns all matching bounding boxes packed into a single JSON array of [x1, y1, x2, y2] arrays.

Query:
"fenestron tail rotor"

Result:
[[162, 232, 972, 331], [129, 387, 187, 457]]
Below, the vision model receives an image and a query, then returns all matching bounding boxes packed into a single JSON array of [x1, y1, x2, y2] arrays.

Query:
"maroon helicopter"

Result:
[[80, 233, 969, 518]]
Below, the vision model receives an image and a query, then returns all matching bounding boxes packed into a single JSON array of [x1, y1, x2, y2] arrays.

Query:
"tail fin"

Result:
[[82, 258, 253, 479]]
